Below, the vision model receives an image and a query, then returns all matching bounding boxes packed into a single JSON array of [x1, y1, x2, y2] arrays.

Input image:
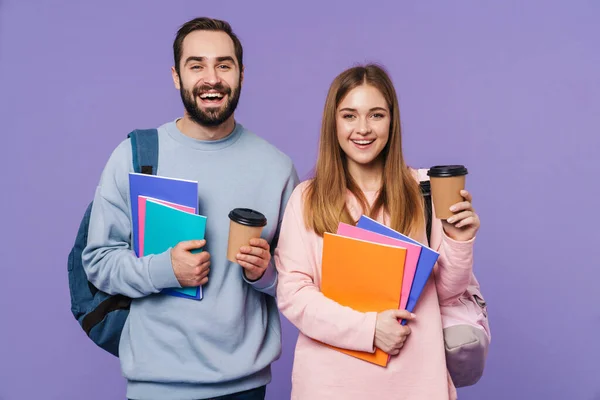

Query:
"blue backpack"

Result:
[[67, 129, 159, 357]]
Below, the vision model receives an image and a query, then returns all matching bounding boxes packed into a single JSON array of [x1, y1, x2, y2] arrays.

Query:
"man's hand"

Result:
[[236, 238, 271, 281], [170, 240, 210, 287]]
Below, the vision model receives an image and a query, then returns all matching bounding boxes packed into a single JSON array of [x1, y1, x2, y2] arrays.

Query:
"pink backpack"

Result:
[[418, 170, 491, 388], [439, 273, 490, 387]]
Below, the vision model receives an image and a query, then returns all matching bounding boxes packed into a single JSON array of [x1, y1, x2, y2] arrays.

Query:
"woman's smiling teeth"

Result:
[[351, 139, 375, 145]]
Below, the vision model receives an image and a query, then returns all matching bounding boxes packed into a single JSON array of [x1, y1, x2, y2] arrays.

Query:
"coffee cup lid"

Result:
[[427, 165, 468, 177], [228, 208, 267, 227]]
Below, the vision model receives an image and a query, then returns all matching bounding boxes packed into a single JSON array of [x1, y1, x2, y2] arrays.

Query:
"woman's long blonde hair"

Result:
[[304, 64, 424, 238]]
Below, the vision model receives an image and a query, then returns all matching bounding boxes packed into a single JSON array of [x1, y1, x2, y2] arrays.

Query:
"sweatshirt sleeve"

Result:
[[81, 140, 181, 298], [274, 184, 377, 353], [430, 201, 476, 306], [242, 163, 300, 297]]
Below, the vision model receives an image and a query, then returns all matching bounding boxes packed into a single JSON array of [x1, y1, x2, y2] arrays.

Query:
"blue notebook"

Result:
[[356, 215, 439, 324], [129, 172, 199, 256], [144, 199, 207, 300], [129, 172, 201, 300]]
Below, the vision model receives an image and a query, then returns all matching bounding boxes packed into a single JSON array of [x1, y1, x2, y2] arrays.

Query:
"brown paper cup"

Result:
[[227, 208, 267, 263], [427, 165, 468, 220]]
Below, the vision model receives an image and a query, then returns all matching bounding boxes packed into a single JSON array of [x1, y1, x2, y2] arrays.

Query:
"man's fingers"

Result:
[[192, 250, 211, 265], [238, 245, 268, 260], [236, 254, 266, 268], [177, 239, 206, 252], [248, 238, 270, 250], [195, 266, 210, 279], [238, 260, 260, 271]]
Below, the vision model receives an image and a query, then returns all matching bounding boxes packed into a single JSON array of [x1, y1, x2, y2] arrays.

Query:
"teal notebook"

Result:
[[144, 198, 208, 300]]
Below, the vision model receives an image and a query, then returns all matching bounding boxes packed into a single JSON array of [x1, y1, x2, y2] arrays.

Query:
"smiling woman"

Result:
[[273, 64, 481, 400], [305, 64, 424, 238], [336, 85, 391, 182]]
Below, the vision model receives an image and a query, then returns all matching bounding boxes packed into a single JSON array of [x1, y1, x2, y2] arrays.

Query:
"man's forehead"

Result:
[[181, 30, 236, 59]]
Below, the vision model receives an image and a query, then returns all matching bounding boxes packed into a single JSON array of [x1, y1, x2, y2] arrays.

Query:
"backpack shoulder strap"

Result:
[[417, 168, 432, 245], [128, 129, 159, 175]]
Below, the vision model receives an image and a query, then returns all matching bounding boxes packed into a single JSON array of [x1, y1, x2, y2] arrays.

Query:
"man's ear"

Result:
[[171, 66, 181, 90]]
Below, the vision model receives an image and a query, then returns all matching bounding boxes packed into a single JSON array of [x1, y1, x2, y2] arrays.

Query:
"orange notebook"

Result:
[[320, 232, 407, 367]]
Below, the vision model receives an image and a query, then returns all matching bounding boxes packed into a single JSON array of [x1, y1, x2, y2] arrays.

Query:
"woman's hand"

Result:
[[374, 309, 415, 355], [442, 190, 480, 242]]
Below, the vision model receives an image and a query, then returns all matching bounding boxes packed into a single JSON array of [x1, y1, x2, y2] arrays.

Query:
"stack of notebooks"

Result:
[[129, 172, 207, 300], [320, 215, 440, 367]]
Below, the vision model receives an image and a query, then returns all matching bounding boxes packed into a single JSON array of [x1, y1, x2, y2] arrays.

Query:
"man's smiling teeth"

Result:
[[200, 93, 224, 99], [352, 139, 375, 145]]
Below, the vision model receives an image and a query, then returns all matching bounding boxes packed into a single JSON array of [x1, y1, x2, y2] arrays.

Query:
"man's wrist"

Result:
[[243, 269, 265, 282]]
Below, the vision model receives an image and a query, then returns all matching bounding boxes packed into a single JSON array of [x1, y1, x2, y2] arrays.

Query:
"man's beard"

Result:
[[180, 78, 241, 127]]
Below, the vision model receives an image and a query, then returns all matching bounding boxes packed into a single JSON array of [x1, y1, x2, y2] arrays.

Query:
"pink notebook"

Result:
[[337, 222, 423, 311], [138, 196, 196, 256]]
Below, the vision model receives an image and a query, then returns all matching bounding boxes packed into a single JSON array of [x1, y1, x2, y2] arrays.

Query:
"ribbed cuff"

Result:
[[359, 311, 378, 353], [148, 249, 181, 290], [243, 262, 276, 290], [442, 230, 476, 247]]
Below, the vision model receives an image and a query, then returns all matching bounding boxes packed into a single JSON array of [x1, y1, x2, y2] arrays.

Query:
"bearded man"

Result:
[[82, 17, 299, 400]]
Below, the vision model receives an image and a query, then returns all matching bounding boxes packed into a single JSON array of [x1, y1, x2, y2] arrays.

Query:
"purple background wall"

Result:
[[1, 1, 599, 399]]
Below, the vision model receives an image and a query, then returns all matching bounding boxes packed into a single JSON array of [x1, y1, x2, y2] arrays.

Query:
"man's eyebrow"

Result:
[[184, 56, 205, 65], [184, 56, 236, 65], [215, 56, 235, 64]]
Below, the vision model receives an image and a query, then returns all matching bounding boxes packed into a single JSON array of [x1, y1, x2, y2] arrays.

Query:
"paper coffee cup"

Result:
[[427, 165, 468, 220], [227, 208, 268, 263]]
